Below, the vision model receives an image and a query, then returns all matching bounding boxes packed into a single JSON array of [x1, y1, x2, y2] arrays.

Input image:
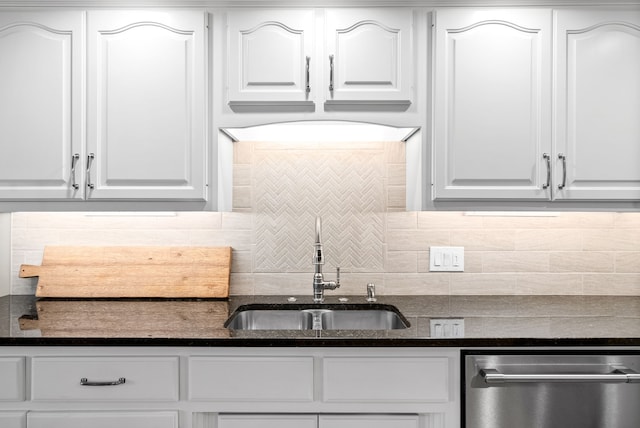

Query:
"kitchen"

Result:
[[1, 0, 639, 427]]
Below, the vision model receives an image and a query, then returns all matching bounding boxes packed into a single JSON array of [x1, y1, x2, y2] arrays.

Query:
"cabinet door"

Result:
[[320, 414, 419, 428], [0, 12, 84, 200], [0, 357, 25, 401], [554, 9, 640, 200], [218, 414, 317, 428], [27, 411, 178, 428], [433, 9, 552, 200], [227, 10, 315, 110], [0, 412, 25, 428], [324, 8, 413, 108], [87, 10, 206, 200]]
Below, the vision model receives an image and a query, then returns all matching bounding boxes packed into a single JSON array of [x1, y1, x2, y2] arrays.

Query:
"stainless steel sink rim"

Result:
[[224, 303, 410, 331]]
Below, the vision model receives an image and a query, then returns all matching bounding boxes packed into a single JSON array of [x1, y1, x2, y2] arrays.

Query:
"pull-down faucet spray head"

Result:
[[312, 216, 340, 302]]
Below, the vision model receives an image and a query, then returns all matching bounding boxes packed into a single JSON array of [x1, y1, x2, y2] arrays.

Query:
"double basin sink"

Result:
[[224, 303, 410, 331]]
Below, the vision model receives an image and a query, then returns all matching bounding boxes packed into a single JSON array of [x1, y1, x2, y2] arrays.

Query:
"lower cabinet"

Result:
[[0, 412, 25, 428], [0, 348, 459, 428], [27, 411, 179, 428], [218, 414, 419, 428]]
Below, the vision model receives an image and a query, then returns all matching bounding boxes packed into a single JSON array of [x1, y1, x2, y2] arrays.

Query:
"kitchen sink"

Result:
[[224, 303, 410, 330]]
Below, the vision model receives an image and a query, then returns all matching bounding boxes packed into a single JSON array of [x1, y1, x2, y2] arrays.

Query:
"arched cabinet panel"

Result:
[[87, 11, 206, 200], [555, 9, 640, 200], [0, 12, 83, 200], [433, 9, 552, 200]]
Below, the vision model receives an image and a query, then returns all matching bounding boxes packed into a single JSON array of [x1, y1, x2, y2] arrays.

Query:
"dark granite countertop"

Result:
[[1, 294, 639, 347]]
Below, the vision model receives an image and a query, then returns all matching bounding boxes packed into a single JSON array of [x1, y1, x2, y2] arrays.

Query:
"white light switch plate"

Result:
[[429, 246, 464, 272], [430, 318, 465, 338]]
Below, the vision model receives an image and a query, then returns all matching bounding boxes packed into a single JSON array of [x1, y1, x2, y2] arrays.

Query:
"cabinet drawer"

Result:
[[188, 356, 314, 402], [0, 358, 25, 401], [0, 412, 26, 428], [320, 414, 419, 428], [31, 357, 179, 401], [27, 411, 178, 428], [322, 356, 449, 403], [219, 414, 317, 428]]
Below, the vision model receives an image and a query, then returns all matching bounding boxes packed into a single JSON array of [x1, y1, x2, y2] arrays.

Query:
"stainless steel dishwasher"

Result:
[[464, 351, 640, 428]]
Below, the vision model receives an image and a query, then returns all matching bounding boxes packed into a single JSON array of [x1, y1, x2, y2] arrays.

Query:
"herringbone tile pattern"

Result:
[[235, 142, 401, 273]]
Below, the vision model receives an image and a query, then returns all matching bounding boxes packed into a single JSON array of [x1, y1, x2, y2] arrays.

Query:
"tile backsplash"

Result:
[[10, 211, 640, 296]]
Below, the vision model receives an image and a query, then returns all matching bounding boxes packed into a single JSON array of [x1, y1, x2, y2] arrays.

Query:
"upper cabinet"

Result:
[[0, 10, 207, 203], [432, 7, 640, 204], [87, 10, 207, 200], [433, 9, 552, 201], [226, 8, 414, 112], [554, 9, 640, 201], [226, 9, 315, 110], [0, 11, 84, 200], [324, 9, 413, 109]]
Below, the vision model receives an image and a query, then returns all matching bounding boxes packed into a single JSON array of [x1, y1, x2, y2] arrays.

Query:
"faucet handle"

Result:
[[336, 267, 340, 286], [366, 283, 376, 302]]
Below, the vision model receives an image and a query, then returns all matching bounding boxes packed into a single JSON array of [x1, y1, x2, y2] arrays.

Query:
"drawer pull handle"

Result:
[[80, 377, 126, 386]]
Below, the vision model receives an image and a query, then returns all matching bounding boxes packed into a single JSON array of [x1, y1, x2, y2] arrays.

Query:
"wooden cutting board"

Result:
[[20, 246, 232, 298]]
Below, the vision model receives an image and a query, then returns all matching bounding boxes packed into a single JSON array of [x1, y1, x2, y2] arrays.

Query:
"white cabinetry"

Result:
[[554, 9, 640, 201], [226, 9, 315, 110], [0, 10, 207, 203], [0, 357, 24, 401], [0, 347, 458, 428], [433, 9, 552, 200], [0, 12, 84, 201], [87, 10, 206, 200], [31, 356, 179, 401], [0, 413, 25, 428], [27, 411, 179, 428], [218, 414, 318, 428], [324, 9, 413, 109], [226, 9, 413, 112], [219, 414, 419, 428]]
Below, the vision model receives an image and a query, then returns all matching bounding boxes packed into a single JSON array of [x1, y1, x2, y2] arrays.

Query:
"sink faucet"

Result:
[[313, 216, 340, 303]]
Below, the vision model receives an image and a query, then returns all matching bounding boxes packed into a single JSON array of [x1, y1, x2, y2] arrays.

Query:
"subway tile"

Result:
[[515, 273, 583, 295], [229, 273, 254, 295], [451, 230, 515, 251], [547, 212, 615, 229], [614, 213, 640, 229], [383, 273, 450, 295], [386, 230, 450, 251], [482, 252, 550, 273], [233, 141, 253, 164], [582, 229, 640, 251], [387, 186, 406, 209], [615, 252, 640, 273], [450, 273, 517, 295], [418, 212, 484, 229], [515, 229, 583, 251], [550, 251, 614, 273], [387, 164, 406, 186], [385, 141, 405, 164], [387, 212, 417, 229], [221, 212, 253, 230], [385, 251, 418, 273]]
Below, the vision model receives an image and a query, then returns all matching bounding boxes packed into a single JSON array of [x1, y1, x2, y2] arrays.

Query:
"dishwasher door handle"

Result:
[[480, 367, 640, 384]]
